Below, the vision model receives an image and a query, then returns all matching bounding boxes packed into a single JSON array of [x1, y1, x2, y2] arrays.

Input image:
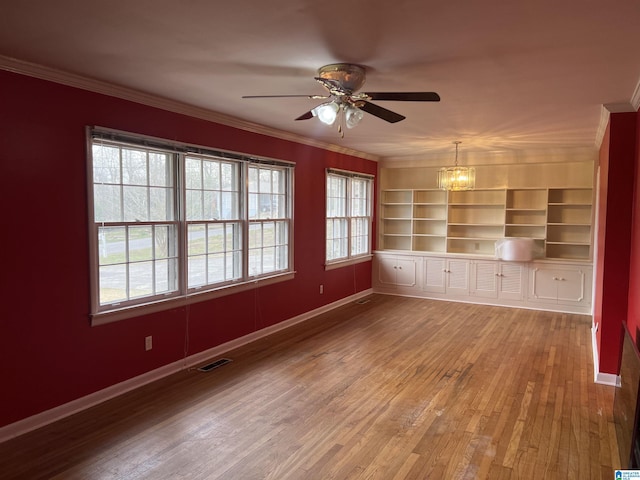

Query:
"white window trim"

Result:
[[87, 127, 295, 325], [324, 168, 374, 269]]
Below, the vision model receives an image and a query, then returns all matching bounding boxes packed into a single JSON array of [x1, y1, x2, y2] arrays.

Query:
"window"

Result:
[[326, 169, 373, 265], [88, 129, 293, 322]]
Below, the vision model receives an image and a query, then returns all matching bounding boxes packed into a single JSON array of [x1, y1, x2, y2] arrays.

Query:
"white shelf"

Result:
[[379, 185, 593, 260]]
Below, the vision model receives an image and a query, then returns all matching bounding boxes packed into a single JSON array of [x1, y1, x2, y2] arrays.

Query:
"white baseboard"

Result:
[[592, 325, 621, 387], [0, 289, 372, 443]]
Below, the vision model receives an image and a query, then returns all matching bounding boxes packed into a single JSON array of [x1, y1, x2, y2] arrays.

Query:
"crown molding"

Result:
[[595, 102, 637, 148], [594, 105, 610, 149], [0, 55, 379, 162]]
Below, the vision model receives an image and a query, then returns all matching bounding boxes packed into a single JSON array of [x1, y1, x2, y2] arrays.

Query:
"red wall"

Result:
[[0, 70, 377, 428], [627, 109, 640, 342], [595, 112, 637, 374]]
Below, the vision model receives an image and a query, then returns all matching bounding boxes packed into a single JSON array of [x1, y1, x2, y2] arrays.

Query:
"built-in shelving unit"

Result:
[[379, 186, 593, 260], [446, 189, 506, 255], [545, 188, 593, 260]]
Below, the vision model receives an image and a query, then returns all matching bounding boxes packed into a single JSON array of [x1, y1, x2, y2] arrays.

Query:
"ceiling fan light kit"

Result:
[[242, 63, 440, 136], [438, 141, 476, 191]]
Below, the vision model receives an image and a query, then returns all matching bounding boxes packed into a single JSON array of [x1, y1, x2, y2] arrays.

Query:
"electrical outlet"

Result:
[[320, 284, 324, 294], [145, 336, 153, 351]]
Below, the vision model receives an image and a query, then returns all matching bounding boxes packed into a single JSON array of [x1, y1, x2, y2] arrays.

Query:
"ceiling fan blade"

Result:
[[242, 94, 329, 99], [295, 110, 314, 121], [366, 92, 441, 102], [359, 101, 406, 123]]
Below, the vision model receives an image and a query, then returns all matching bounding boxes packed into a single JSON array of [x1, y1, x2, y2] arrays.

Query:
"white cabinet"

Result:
[[373, 252, 592, 314], [423, 257, 469, 295], [528, 264, 592, 308], [377, 255, 418, 288], [471, 261, 525, 300]]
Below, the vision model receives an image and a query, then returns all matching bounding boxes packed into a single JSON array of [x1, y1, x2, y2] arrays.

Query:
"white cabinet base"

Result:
[[373, 252, 592, 314]]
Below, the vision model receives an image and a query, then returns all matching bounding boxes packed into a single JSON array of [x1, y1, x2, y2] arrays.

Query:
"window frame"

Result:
[[325, 168, 374, 269], [87, 127, 294, 325]]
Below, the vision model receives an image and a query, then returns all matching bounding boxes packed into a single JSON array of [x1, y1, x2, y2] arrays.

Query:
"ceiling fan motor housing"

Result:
[[318, 64, 366, 93]]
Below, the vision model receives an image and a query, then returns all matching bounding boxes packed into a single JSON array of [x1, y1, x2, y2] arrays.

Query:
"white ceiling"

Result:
[[2, 0, 640, 162]]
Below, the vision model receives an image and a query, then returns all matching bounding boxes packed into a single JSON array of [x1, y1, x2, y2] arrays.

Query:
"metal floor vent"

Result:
[[198, 358, 233, 372], [355, 298, 371, 304]]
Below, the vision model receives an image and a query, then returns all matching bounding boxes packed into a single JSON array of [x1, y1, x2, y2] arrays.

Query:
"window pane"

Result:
[[259, 169, 272, 193], [128, 226, 153, 262], [207, 254, 226, 283], [188, 256, 206, 287], [263, 221, 275, 246], [155, 258, 170, 293], [248, 249, 262, 276], [276, 245, 288, 270], [148, 152, 171, 187], [99, 264, 127, 305], [185, 157, 202, 189], [203, 190, 215, 220], [98, 226, 126, 266], [203, 161, 220, 190], [93, 145, 121, 184], [94, 184, 122, 222], [248, 167, 258, 192], [122, 149, 147, 186], [248, 223, 261, 249], [188, 224, 206, 255], [207, 224, 225, 253], [220, 192, 237, 219], [186, 190, 203, 221], [221, 163, 234, 190], [129, 261, 153, 298], [123, 186, 149, 222], [150, 187, 172, 221], [248, 193, 259, 220], [260, 194, 272, 218], [351, 218, 370, 255], [155, 226, 169, 259]]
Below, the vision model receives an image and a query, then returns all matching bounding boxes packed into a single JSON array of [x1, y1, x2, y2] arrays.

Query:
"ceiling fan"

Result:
[[242, 63, 440, 135]]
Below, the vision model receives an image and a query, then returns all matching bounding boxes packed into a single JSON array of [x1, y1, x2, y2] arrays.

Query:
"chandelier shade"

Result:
[[438, 141, 475, 191]]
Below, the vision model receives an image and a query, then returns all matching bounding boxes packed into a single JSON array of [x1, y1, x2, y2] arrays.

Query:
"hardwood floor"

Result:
[[0, 295, 621, 479]]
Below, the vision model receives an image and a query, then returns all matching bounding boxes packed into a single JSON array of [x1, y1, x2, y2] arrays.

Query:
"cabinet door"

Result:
[[377, 256, 399, 286], [377, 256, 417, 288], [498, 263, 525, 300], [529, 267, 560, 302], [472, 261, 498, 298], [424, 257, 446, 293], [446, 259, 470, 295], [555, 268, 587, 305], [395, 257, 418, 287], [528, 265, 588, 305]]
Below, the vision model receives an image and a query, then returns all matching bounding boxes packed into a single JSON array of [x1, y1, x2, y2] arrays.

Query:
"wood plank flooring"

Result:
[[0, 295, 621, 479]]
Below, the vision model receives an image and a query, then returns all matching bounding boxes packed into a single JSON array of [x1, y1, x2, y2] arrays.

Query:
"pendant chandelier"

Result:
[[438, 141, 475, 191]]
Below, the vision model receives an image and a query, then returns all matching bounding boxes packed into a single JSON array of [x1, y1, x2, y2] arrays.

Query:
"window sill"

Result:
[[325, 254, 373, 271], [91, 271, 296, 326]]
